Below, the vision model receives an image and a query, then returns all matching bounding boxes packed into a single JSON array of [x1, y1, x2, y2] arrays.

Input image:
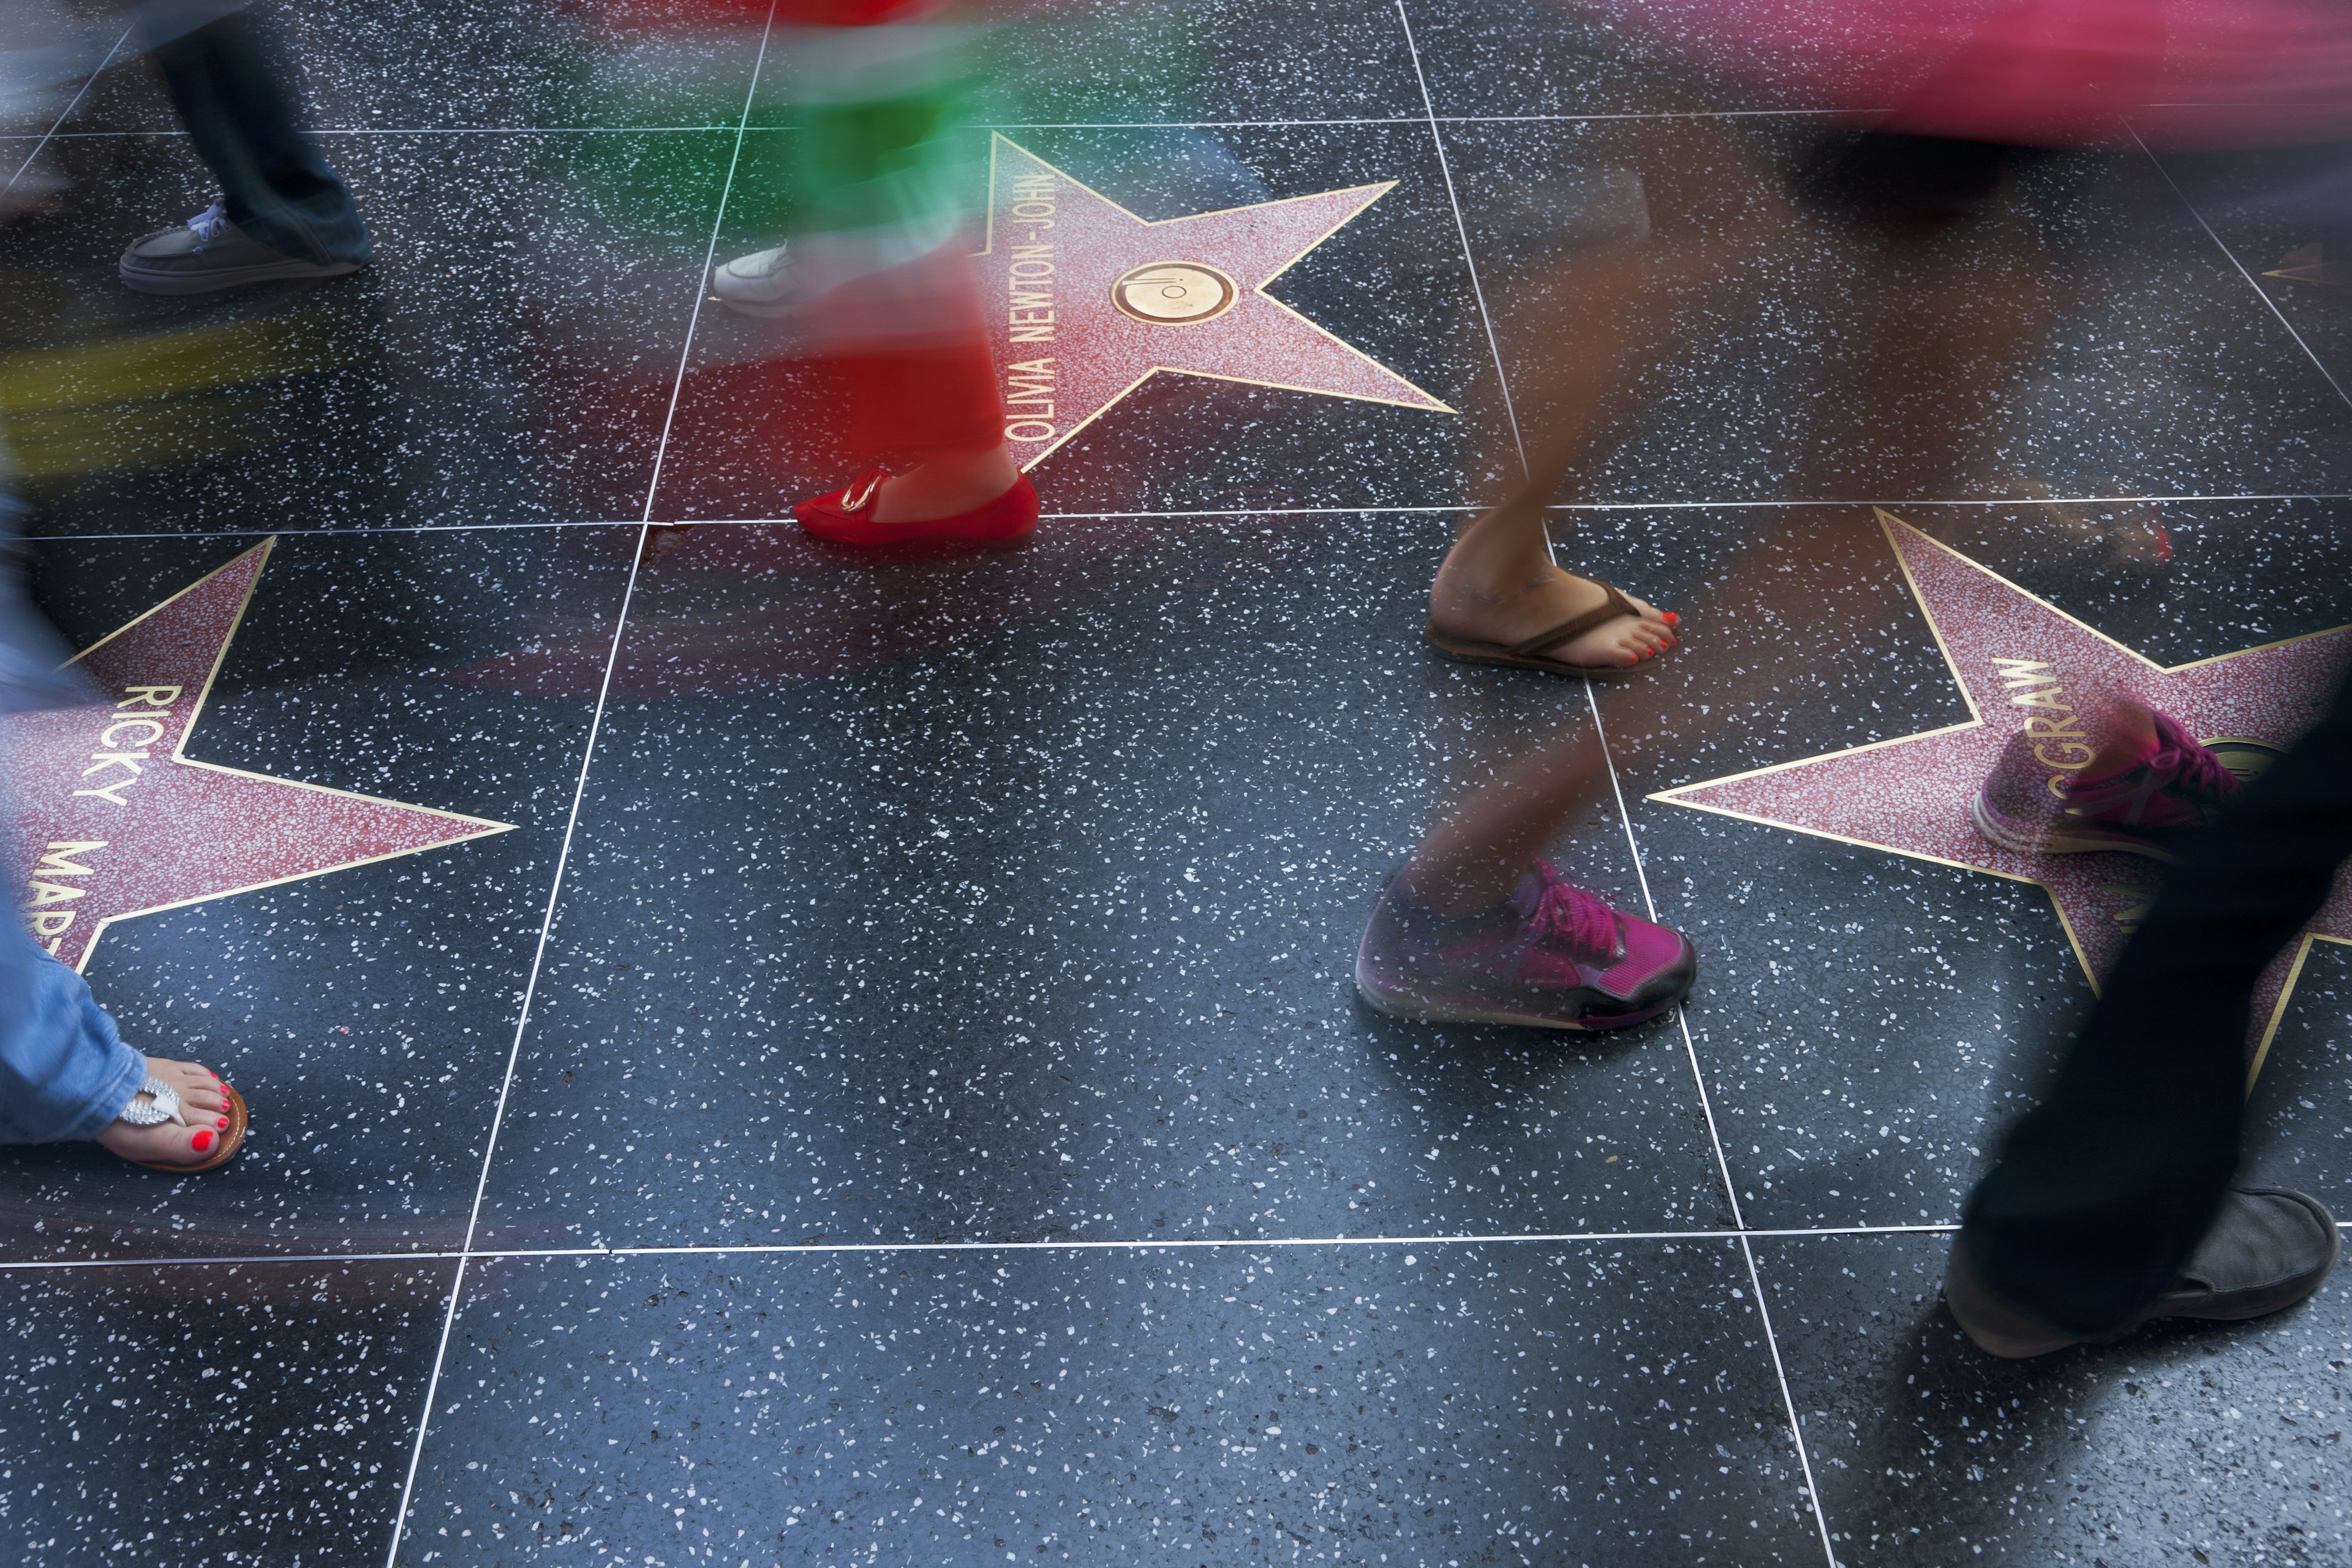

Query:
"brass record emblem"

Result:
[[2202, 736, 2286, 786], [1111, 262, 1238, 325], [2048, 735, 2287, 799]]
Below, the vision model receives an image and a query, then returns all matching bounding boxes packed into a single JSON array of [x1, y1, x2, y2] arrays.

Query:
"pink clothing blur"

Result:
[[1583, 0, 2352, 146]]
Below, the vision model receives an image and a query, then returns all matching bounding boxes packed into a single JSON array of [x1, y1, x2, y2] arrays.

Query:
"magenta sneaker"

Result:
[[1972, 707, 2241, 861], [1355, 860, 1697, 1030]]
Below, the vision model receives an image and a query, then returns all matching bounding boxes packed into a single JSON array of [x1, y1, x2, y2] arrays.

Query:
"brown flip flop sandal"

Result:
[[117, 1076, 251, 1174], [1424, 581, 1671, 676]]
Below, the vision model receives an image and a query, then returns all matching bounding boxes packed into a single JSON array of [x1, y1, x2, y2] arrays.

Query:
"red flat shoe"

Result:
[[794, 468, 1040, 546]]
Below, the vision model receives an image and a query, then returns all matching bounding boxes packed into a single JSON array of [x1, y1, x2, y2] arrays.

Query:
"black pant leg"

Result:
[[1962, 665, 2352, 1338], [151, 9, 370, 263]]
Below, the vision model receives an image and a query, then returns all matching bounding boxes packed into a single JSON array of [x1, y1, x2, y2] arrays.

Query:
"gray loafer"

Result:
[[1945, 1186, 2342, 1359], [119, 202, 363, 296]]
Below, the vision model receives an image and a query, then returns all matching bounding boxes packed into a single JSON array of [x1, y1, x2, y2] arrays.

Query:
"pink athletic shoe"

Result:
[[1972, 707, 2241, 861], [1355, 860, 1697, 1030]]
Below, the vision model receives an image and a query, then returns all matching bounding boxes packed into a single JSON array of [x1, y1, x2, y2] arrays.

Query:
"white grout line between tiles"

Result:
[[1393, 0, 1526, 477], [1584, 673, 1841, 1564], [1736, 1231, 1844, 1564], [377, 9, 780, 1564], [3, 23, 134, 197], [1582, 680, 1746, 1231], [24, 491, 2351, 545], [1400, 11, 1833, 1539], [2128, 122, 2352, 417], [1381, 0, 1829, 1532], [0, 1222, 1976, 1273]]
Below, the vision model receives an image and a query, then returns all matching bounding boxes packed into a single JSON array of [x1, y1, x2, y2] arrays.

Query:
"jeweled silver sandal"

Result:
[[113, 1072, 250, 1173], [115, 1074, 189, 1128]]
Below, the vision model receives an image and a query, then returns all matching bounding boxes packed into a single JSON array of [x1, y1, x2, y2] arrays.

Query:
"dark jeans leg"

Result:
[[1962, 666, 2352, 1338], [149, 9, 370, 264]]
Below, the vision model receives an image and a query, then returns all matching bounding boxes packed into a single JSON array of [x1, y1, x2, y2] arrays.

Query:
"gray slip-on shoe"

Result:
[[1945, 1186, 2342, 1359], [2154, 1186, 2343, 1322], [119, 202, 363, 296]]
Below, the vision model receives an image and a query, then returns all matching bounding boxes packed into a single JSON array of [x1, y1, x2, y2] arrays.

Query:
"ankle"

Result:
[[1430, 561, 1556, 618], [1432, 505, 1559, 603], [2078, 699, 2158, 780], [1396, 859, 1517, 918], [871, 445, 1020, 524]]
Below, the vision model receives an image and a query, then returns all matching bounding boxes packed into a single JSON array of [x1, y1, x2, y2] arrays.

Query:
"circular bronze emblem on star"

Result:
[[1111, 262, 1238, 325], [2202, 736, 2287, 786]]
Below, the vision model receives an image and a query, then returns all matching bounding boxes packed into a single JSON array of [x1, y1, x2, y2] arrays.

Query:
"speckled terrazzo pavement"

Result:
[[2, 2, 2350, 1565]]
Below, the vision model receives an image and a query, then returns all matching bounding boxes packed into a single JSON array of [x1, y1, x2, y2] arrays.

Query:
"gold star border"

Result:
[[979, 135, 1458, 469], [52, 537, 515, 970], [1647, 508, 2352, 1085]]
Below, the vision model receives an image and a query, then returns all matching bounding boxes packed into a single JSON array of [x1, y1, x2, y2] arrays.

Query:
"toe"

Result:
[[163, 1060, 227, 1112], [145, 1057, 233, 1125]]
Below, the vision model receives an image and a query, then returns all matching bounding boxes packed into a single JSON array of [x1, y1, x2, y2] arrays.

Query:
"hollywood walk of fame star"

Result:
[[978, 135, 1453, 468], [7, 540, 513, 972], [1653, 509, 2352, 1081]]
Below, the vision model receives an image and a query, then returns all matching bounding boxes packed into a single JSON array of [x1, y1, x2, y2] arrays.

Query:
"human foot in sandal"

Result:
[[93, 1057, 247, 1172], [1428, 555, 1678, 674]]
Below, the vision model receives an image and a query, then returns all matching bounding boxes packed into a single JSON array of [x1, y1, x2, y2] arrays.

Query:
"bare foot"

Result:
[[1430, 557, 1676, 668], [94, 1057, 233, 1169], [869, 444, 1020, 525]]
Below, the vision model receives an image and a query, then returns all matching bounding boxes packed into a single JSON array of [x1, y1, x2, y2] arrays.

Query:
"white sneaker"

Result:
[[709, 243, 797, 316]]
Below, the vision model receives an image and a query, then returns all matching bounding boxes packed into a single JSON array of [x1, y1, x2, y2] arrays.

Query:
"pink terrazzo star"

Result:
[[1654, 508, 2352, 1077], [978, 135, 1453, 469], [7, 540, 513, 972]]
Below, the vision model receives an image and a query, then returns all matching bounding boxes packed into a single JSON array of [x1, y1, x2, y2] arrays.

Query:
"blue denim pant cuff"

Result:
[[61, 1039, 151, 1143]]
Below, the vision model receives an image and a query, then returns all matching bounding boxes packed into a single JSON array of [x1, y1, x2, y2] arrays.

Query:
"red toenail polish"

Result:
[[192, 1129, 215, 1153], [216, 1118, 229, 1130], [1662, 611, 1679, 624]]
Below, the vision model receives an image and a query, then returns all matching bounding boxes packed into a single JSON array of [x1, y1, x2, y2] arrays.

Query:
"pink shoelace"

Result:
[[1512, 861, 1619, 957], [2148, 710, 2240, 799]]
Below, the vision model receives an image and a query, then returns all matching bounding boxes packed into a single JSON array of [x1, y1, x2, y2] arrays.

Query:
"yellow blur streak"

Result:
[[0, 310, 358, 477]]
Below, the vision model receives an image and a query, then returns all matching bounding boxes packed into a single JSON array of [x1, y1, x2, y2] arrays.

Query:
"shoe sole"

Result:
[[797, 515, 1039, 547], [1423, 627, 1654, 679], [120, 258, 364, 296], [712, 293, 797, 318], [1947, 1191, 2342, 1359], [1942, 1240, 2083, 1357], [1353, 960, 1686, 1032], [1951, 1315, 2078, 1359], [794, 500, 1038, 548], [1969, 790, 2179, 862]]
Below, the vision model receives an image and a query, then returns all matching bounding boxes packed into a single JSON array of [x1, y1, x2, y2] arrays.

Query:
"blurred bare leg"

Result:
[[1400, 129, 2065, 938], [1398, 731, 1614, 914], [1428, 113, 1817, 674], [1428, 243, 1684, 669], [2081, 694, 2156, 776]]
